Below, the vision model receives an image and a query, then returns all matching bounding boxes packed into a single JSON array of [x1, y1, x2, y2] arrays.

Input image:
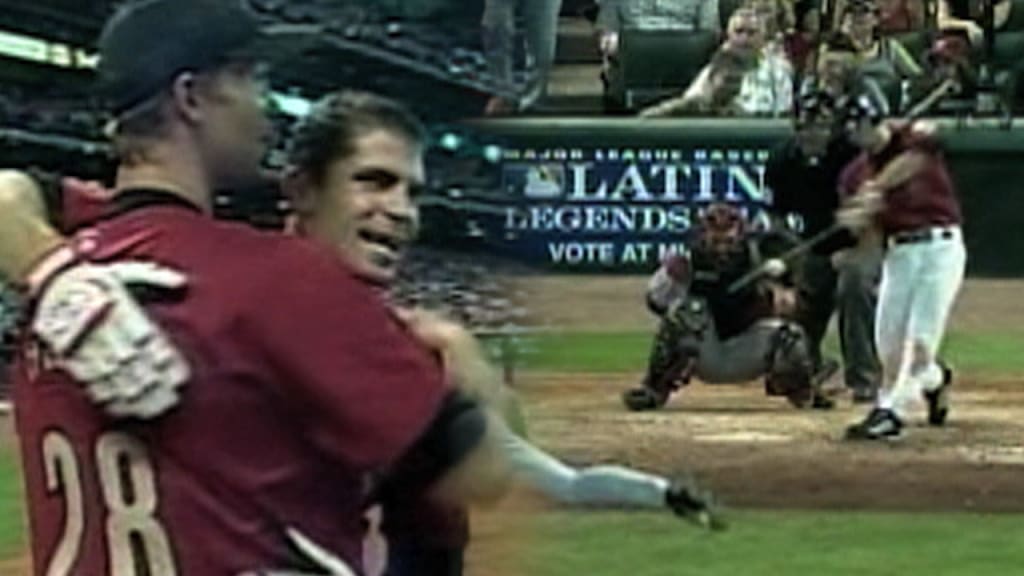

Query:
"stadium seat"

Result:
[[992, 31, 1024, 69], [619, 29, 718, 109], [1002, 0, 1024, 31], [719, 0, 746, 31], [992, 30, 1024, 110]]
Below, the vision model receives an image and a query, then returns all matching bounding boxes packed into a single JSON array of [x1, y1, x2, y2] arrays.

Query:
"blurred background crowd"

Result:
[[543, 0, 1023, 116], [2, 0, 1021, 390]]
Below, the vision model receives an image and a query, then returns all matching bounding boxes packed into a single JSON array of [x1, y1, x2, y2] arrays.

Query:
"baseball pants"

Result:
[[875, 226, 966, 420]]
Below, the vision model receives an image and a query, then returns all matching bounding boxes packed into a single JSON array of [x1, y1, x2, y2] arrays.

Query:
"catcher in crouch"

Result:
[[623, 202, 836, 412]]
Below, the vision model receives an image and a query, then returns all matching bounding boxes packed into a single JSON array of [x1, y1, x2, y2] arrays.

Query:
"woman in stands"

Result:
[[840, 0, 923, 110]]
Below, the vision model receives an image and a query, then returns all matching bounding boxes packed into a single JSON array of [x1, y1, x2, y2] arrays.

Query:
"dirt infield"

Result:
[[514, 277, 1024, 334], [509, 276, 1024, 513], [516, 373, 1024, 512]]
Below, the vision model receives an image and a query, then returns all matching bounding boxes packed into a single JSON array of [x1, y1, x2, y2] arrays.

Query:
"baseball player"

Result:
[[2, 1, 514, 574], [622, 202, 836, 412], [837, 87, 964, 440], [280, 91, 723, 574]]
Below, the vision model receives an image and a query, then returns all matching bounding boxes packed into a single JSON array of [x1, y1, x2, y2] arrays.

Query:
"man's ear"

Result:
[[170, 72, 202, 125]]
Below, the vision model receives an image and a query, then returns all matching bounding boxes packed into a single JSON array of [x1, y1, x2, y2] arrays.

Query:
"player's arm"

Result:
[[394, 308, 525, 431], [0, 170, 65, 283], [389, 308, 520, 504], [0, 171, 190, 418], [852, 127, 937, 218], [870, 150, 929, 192]]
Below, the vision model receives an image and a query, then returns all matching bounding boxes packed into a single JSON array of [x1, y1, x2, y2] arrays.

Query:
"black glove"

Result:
[[665, 477, 727, 531]]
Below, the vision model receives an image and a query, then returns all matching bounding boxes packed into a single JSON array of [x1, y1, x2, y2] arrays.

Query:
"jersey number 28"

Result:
[[42, 430, 177, 576]]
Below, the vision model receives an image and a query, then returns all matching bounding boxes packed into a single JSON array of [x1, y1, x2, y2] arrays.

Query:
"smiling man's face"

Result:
[[295, 127, 425, 285]]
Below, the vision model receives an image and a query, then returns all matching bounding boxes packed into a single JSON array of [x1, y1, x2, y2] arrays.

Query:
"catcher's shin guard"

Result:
[[764, 323, 830, 409], [623, 318, 699, 411]]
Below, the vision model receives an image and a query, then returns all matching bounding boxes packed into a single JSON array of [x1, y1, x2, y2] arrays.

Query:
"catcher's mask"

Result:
[[697, 203, 745, 259]]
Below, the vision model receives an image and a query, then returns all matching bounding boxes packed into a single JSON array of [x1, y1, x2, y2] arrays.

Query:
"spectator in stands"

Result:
[[678, 7, 793, 115], [840, 0, 922, 110], [938, 0, 1013, 46], [787, 0, 824, 74], [744, 0, 796, 47], [877, 0, 926, 34], [814, 32, 862, 99], [596, 0, 722, 112], [745, 0, 825, 76], [923, 34, 981, 113], [482, 0, 564, 114], [639, 46, 754, 116]]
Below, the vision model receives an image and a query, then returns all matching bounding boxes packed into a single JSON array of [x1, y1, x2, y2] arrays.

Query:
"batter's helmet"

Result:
[[841, 77, 891, 126], [795, 84, 838, 126]]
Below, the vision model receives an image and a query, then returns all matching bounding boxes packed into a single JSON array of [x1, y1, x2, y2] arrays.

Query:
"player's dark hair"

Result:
[[287, 90, 428, 185]]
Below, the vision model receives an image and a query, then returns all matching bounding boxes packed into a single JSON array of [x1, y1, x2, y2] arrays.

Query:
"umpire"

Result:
[[765, 87, 882, 403]]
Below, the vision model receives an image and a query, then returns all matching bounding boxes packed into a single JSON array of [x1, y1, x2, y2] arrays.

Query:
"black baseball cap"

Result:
[[98, 0, 318, 116]]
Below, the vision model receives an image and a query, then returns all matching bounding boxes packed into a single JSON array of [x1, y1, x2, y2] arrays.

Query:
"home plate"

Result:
[[958, 446, 1024, 465], [693, 431, 794, 444]]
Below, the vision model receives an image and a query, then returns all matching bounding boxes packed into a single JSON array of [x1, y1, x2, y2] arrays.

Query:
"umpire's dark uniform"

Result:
[[766, 131, 881, 401]]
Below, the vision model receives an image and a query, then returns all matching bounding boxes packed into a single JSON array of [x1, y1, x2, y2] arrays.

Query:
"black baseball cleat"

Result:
[[622, 387, 669, 411], [923, 362, 953, 426], [845, 408, 904, 441]]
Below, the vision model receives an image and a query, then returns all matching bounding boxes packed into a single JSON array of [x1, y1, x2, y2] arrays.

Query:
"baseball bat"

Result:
[[726, 223, 842, 294]]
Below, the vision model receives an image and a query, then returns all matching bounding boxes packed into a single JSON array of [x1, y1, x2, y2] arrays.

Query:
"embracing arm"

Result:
[[0, 170, 65, 283]]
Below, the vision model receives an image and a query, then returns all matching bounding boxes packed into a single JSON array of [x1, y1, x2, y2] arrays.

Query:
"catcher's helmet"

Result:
[[696, 202, 745, 256]]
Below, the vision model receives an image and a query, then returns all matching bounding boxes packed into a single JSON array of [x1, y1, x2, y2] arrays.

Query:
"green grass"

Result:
[[516, 509, 1024, 576], [502, 330, 1024, 376], [0, 447, 25, 560]]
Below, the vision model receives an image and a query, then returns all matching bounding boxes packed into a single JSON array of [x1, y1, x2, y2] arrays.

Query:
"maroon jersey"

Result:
[[59, 177, 113, 233], [839, 123, 962, 235], [14, 190, 448, 575]]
